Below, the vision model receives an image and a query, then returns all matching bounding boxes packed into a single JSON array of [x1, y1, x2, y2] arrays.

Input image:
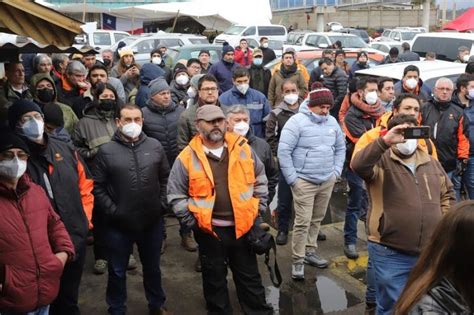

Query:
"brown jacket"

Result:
[[351, 137, 455, 255], [268, 68, 307, 108]]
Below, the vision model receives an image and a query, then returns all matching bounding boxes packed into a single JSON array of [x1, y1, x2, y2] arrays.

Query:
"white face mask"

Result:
[[121, 122, 142, 139], [152, 57, 162, 65], [176, 75, 189, 86], [468, 89, 474, 100], [405, 78, 418, 90], [187, 87, 196, 98], [0, 156, 27, 179], [262, 42, 269, 49], [365, 91, 378, 105], [21, 118, 44, 142], [396, 139, 418, 155], [463, 55, 470, 63], [233, 121, 250, 137], [284, 93, 299, 105], [236, 83, 249, 95]]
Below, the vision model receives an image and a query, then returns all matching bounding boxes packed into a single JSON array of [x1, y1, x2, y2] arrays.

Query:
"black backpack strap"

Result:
[[426, 139, 433, 156], [264, 237, 282, 287]]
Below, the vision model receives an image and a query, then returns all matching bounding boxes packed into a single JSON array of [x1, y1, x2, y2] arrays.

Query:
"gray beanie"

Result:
[[190, 74, 205, 90], [148, 78, 169, 97]]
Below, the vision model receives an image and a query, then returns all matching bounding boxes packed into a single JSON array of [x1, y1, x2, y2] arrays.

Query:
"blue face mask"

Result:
[[253, 58, 263, 66], [311, 112, 328, 123]]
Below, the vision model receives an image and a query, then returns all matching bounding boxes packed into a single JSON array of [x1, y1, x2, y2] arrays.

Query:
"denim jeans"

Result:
[[344, 170, 368, 245], [459, 157, 474, 199], [447, 170, 462, 201], [106, 220, 165, 315], [367, 242, 418, 315], [1, 305, 50, 315], [366, 256, 376, 304], [277, 170, 293, 233]]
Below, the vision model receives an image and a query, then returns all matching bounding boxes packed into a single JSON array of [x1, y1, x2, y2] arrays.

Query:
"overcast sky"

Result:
[[436, 0, 472, 9]]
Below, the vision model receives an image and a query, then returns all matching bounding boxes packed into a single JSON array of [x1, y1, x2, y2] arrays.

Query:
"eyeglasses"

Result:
[[200, 87, 218, 93], [20, 113, 43, 124], [0, 151, 29, 161]]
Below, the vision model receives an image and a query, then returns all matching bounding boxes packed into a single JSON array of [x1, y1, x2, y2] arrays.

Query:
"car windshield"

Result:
[[401, 32, 417, 40], [328, 36, 368, 48], [224, 26, 246, 35], [189, 38, 209, 44], [268, 40, 284, 50]]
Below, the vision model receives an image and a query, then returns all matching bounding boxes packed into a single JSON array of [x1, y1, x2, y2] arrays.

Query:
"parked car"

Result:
[[264, 49, 385, 73], [378, 29, 422, 46], [412, 32, 474, 62], [73, 30, 130, 51], [354, 60, 466, 90], [110, 33, 209, 65], [335, 28, 370, 43], [167, 44, 223, 66], [370, 41, 402, 54], [283, 32, 370, 52], [213, 24, 287, 48], [0, 32, 29, 45], [286, 30, 313, 45]]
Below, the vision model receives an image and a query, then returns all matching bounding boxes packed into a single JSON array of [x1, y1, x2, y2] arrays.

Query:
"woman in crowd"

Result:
[[395, 201, 474, 314]]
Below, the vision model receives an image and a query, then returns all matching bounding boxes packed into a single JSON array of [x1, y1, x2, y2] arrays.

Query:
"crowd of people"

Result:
[[0, 35, 474, 315]]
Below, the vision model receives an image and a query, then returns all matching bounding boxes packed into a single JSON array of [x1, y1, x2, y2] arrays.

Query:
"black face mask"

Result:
[[99, 99, 116, 111], [37, 88, 55, 103], [103, 59, 111, 67]]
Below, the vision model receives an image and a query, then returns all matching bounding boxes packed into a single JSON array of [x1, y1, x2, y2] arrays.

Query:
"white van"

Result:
[[213, 25, 287, 48], [74, 30, 131, 51], [412, 32, 474, 62]]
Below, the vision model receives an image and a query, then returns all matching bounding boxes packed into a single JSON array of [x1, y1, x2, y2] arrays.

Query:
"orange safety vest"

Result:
[[177, 132, 259, 239]]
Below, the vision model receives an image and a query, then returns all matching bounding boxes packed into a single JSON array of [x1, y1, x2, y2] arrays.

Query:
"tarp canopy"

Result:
[[44, 0, 273, 32], [0, 0, 84, 46], [442, 8, 474, 32], [0, 42, 97, 63]]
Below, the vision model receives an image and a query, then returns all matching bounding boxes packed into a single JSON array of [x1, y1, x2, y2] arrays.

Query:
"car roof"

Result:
[[413, 32, 474, 39], [169, 44, 223, 50], [355, 60, 466, 81], [295, 49, 385, 61]]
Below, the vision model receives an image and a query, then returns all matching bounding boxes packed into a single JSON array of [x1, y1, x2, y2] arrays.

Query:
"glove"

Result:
[[456, 159, 468, 176]]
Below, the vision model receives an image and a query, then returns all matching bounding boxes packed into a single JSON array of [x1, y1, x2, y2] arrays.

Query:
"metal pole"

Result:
[[422, 0, 430, 31], [82, 0, 86, 22], [172, 10, 180, 33]]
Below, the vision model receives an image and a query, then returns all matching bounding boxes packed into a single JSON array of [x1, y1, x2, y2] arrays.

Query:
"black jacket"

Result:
[[249, 64, 272, 97], [409, 278, 471, 314], [247, 130, 278, 205], [23, 135, 89, 253], [321, 67, 348, 117], [142, 100, 184, 165], [170, 80, 189, 107], [259, 46, 276, 66], [93, 132, 170, 232], [344, 105, 377, 160], [265, 101, 299, 156], [421, 99, 470, 172]]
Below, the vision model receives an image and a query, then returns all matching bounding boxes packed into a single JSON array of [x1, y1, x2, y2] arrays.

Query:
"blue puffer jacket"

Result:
[[394, 79, 432, 103], [208, 60, 240, 94], [277, 100, 346, 185], [219, 86, 271, 138]]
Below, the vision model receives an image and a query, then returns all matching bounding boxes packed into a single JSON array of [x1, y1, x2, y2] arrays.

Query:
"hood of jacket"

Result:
[[276, 100, 300, 113], [140, 63, 165, 85], [146, 99, 178, 114], [30, 72, 58, 102], [82, 104, 115, 121], [298, 99, 329, 124]]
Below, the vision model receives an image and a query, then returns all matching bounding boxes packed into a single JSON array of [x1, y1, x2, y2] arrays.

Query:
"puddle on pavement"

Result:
[[266, 275, 361, 314]]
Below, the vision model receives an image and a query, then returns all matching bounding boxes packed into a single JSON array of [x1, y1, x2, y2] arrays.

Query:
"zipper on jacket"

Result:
[[131, 145, 142, 190], [17, 199, 41, 305]]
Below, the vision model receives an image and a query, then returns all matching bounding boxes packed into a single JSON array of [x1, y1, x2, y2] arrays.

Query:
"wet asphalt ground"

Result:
[[78, 187, 370, 314]]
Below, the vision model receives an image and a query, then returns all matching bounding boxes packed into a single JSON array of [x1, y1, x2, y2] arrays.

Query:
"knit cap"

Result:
[[43, 103, 64, 128], [222, 42, 234, 57], [8, 99, 43, 130], [149, 78, 170, 97], [308, 82, 334, 108], [0, 130, 30, 154], [190, 74, 205, 90]]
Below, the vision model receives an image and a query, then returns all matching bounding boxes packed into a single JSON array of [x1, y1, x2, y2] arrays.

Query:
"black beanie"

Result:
[[0, 129, 30, 154], [7, 99, 43, 130], [43, 103, 64, 128]]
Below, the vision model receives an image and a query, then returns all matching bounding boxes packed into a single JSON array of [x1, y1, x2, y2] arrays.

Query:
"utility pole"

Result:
[[452, 0, 457, 19], [441, 0, 447, 24], [82, 0, 87, 22], [422, 0, 430, 31]]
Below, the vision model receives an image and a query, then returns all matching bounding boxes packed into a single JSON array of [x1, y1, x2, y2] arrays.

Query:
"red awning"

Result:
[[443, 8, 474, 32]]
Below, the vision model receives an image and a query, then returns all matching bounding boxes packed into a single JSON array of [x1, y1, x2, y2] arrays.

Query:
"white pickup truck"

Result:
[[283, 32, 370, 52]]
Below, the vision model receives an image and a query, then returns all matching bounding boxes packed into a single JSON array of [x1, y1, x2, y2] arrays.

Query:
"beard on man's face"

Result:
[[200, 126, 224, 142]]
